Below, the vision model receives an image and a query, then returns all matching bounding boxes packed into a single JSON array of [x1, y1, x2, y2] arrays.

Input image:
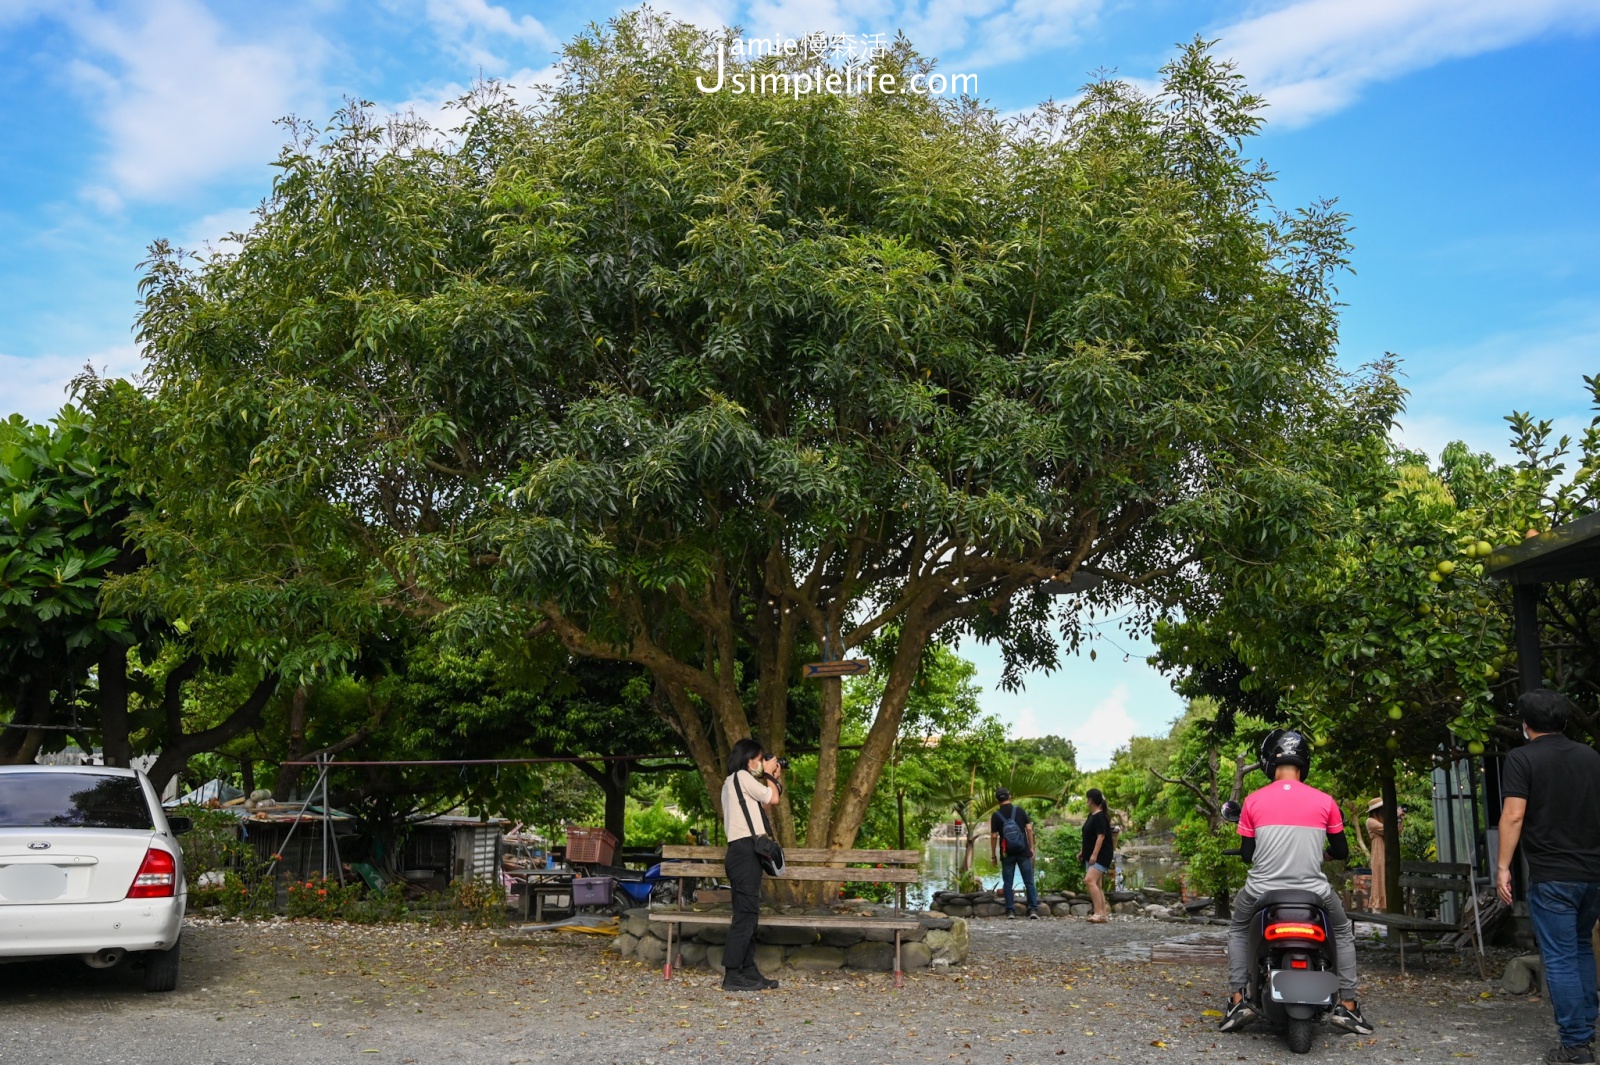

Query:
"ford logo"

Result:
[[27, 841, 50, 850]]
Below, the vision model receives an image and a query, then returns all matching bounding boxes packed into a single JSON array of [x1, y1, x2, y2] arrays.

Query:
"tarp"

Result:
[[510, 915, 619, 936], [165, 778, 245, 808]]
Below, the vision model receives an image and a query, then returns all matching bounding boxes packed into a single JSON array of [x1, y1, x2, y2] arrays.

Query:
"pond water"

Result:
[[914, 837, 1180, 905]]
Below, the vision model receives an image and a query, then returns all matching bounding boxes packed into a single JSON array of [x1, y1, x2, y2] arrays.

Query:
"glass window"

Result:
[[0, 773, 154, 830]]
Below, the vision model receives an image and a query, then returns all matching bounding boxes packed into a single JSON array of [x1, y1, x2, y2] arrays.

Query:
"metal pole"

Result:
[[263, 763, 330, 881], [322, 753, 344, 886], [321, 753, 330, 883]]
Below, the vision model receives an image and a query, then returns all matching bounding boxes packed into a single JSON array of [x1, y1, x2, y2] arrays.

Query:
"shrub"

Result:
[[624, 798, 693, 848], [1035, 825, 1087, 895], [285, 877, 364, 919]]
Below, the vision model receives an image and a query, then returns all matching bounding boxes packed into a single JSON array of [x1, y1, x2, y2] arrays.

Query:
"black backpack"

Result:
[[999, 806, 1029, 854]]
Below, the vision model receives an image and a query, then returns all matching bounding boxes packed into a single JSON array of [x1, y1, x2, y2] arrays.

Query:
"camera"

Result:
[[775, 757, 790, 770]]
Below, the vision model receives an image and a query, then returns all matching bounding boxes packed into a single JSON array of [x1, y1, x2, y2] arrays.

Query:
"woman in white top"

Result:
[[720, 737, 783, 991]]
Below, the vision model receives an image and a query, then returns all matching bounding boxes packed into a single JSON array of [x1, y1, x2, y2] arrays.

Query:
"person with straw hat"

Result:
[[1364, 798, 1387, 911]]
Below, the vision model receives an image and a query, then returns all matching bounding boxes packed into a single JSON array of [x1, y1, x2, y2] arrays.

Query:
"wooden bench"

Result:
[[650, 846, 923, 986], [1348, 861, 1486, 975]]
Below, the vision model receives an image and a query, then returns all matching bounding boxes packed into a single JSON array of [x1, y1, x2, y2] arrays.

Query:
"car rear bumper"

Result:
[[0, 894, 185, 958]]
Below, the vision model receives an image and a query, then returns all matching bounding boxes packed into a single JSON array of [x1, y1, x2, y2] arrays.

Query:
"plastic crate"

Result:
[[573, 876, 617, 907], [565, 826, 618, 866]]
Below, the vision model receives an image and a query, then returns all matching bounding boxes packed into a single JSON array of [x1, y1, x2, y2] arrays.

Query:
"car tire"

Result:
[[143, 940, 180, 993]]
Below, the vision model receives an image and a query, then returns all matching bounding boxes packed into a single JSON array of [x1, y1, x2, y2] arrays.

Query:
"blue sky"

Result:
[[3, 0, 1598, 766]]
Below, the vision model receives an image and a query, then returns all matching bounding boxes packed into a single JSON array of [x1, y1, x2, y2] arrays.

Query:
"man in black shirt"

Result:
[[1498, 688, 1600, 1064], [990, 788, 1039, 919]]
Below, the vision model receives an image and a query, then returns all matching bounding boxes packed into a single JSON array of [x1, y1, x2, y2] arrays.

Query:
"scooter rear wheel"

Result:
[[1285, 1018, 1314, 1054]]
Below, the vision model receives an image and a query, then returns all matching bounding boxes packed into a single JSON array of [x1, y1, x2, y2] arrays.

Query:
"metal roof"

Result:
[[1485, 511, 1600, 586]]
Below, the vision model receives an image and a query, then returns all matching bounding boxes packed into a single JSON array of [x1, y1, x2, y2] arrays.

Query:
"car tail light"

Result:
[[127, 846, 176, 898], [1264, 921, 1326, 942]]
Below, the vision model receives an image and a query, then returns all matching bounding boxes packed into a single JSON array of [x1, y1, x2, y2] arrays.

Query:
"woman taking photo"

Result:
[[720, 738, 783, 991], [1080, 788, 1114, 923]]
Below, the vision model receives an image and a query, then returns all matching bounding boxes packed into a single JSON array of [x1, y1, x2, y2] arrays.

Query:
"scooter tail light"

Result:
[[127, 846, 177, 899], [1264, 921, 1326, 942], [1290, 958, 1309, 969]]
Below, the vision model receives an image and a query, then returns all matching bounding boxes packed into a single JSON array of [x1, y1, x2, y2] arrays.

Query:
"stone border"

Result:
[[930, 886, 1199, 921], [608, 907, 970, 973]]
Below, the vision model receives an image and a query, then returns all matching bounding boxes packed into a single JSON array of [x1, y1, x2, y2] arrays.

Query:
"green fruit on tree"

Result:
[[1385, 736, 1401, 751], [1437, 560, 1456, 576], [1429, 571, 1444, 583], [1314, 736, 1329, 748], [1387, 705, 1404, 720], [1475, 541, 1492, 557], [1419, 602, 1434, 615], [1467, 741, 1485, 756]]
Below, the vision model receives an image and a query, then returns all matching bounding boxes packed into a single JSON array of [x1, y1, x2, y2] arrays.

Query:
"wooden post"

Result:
[[1513, 583, 1543, 692]]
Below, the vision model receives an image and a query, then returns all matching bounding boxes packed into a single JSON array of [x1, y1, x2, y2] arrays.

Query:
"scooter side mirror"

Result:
[[1220, 800, 1242, 824]]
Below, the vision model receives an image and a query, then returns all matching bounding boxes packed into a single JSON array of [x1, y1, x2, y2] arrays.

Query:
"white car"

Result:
[[0, 765, 190, 991]]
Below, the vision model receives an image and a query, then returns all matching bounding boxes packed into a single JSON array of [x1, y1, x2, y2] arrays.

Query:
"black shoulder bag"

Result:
[[732, 771, 786, 876]]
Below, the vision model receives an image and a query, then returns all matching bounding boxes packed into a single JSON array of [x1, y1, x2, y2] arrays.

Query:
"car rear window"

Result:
[[0, 774, 155, 830]]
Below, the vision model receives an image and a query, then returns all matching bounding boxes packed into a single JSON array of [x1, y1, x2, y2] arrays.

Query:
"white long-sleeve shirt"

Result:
[[721, 770, 774, 842]]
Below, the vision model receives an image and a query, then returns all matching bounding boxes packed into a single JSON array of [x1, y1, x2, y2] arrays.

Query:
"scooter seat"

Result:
[[1248, 888, 1327, 910]]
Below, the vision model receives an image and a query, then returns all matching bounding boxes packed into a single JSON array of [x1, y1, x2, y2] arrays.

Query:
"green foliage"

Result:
[[0, 406, 134, 758], [1173, 818, 1246, 901], [285, 876, 365, 919], [168, 804, 254, 888], [209, 871, 275, 918], [624, 797, 693, 847], [1035, 825, 1088, 895], [102, 11, 1382, 852]]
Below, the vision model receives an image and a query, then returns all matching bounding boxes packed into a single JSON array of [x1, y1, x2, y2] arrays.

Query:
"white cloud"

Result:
[[424, 0, 556, 71], [725, 0, 1101, 69], [384, 64, 560, 143], [1, 347, 143, 423], [1389, 307, 1600, 464], [1014, 706, 1040, 738], [60, 0, 326, 205], [182, 206, 261, 257], [1068, 684, 1140, 769], [1213, 0, 1600, 127]]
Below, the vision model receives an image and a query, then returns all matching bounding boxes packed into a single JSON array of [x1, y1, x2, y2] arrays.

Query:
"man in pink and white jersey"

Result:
[[1218, 729, 1373, 1037]]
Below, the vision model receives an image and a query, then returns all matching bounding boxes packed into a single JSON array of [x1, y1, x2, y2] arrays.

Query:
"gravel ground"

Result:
[[0, 914, 1561, 1065]]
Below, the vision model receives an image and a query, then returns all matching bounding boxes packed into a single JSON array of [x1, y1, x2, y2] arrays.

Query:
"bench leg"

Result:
[[663, 923, 674, 980], [1398, 931, 1406, 977], [894, 930, 903, 990]]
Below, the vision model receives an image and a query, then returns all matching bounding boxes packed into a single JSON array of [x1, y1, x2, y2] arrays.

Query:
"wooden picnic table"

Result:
[[507, 870, 575, 922]]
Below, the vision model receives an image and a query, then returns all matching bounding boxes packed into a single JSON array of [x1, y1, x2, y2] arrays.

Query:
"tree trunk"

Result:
[[806, 675, 844, 847], [826, 619, 927, 848], [273, 686, 311, 800], [1380, 756, 1402, 915], [98, 644, 131, 768], [147, 671, 278, 793], [576, 759, 631, 852], [0, 678, 51, 765]]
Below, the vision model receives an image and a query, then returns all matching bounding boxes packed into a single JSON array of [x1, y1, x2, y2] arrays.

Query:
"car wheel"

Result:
[[143, 940, 181, 993]]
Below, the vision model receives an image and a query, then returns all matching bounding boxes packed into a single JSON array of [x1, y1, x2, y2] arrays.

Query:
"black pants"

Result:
[[723, 837, 763, 972]]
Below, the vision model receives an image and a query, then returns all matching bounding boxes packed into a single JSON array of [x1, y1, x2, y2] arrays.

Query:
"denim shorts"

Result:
[[1089, 863, 1109, 874]]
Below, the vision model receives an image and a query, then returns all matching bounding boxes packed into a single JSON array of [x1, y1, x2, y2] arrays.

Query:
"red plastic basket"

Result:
[[565, 826, 617, 866]]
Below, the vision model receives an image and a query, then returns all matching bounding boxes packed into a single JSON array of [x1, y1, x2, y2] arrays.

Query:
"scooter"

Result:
[[1221, 799, 1342, 1055]]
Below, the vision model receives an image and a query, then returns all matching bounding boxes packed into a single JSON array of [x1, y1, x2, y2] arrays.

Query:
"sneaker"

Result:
[[1329, 1001, 1375, 1036], [721, 972, 760, 991], [1007, 911, 1017, 920], [1218, 995, 1258, 1033], [1029, 911, 1040, 920], [1545, 1044, 1596, 1064]]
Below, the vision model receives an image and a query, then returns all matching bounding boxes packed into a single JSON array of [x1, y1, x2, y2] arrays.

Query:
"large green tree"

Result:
[[99, 13, 1386, 851]]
